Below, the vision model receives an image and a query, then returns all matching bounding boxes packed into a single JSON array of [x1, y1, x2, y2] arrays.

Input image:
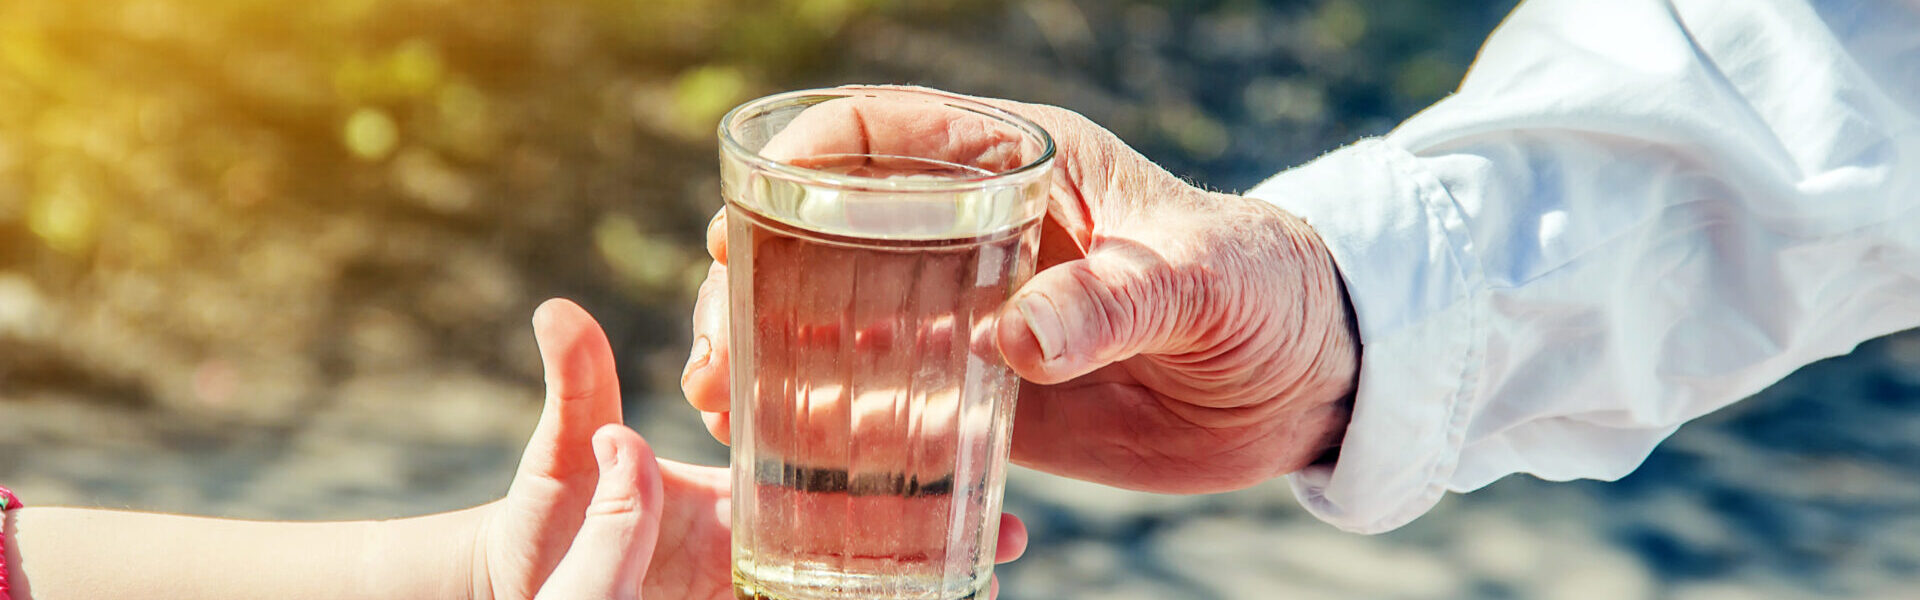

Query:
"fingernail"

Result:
[[1016, 294, 1065, 362], [683, 337, 711, 381]]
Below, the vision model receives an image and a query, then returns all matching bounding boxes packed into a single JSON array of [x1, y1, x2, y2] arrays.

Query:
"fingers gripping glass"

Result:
[[719, 88, 1054, 600]]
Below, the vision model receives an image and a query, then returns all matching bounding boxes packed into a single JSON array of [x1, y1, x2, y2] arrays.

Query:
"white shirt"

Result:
[[1246, 0, 1920, 534]]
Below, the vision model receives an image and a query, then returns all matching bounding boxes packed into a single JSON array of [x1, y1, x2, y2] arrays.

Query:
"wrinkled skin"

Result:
[[682, 87, 1361, 495]]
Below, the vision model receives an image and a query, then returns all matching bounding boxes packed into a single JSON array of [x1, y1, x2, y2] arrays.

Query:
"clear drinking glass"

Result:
[[718, 88, 1054, 600]]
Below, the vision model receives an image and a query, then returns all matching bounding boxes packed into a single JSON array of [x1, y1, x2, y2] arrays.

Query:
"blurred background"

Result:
[[2, 0, 1917, 598]]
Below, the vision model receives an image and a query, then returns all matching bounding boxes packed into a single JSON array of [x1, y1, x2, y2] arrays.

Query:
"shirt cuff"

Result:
[[1244, 138, 1486, 534]]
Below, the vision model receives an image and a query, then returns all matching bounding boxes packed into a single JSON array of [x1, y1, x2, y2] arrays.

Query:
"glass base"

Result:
[[733, 564, 987, 600]]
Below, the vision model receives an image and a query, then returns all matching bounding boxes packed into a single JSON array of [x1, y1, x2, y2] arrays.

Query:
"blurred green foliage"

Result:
[[0, 0, 996, 418], [0, 0, 1509, 421], [0, 0, 962, 261]]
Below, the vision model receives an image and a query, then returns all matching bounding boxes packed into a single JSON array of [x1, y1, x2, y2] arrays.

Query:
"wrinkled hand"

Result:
[[682, 87, 1360, 494]]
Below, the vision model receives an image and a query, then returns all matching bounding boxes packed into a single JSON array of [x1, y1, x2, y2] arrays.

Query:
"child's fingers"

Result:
[[521, 299, 625, 482], [534, 298, 625, 426], [535, 425, 664, 600]]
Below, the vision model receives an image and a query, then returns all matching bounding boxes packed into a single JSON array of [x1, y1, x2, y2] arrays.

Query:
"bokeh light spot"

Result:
[[390, 39, 445, 96], [672, 64, 749, 139], [29, 184, 98, 255], [797, 0, 856, 33], [1395, 52, 1464, 103], [344, 107, 399, 161], [1157, 105, 1231, 161], [1314, 0, 1368, 51], [594, 212, 696, 296], [1243, 77, 1329, 124]]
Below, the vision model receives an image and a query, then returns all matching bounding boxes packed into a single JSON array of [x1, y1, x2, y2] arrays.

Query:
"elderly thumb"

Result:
[[535, 425, 664, 600], [995, 238, 1204, 384]]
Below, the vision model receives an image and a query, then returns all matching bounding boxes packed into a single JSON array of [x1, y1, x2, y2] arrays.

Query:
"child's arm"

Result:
[[0, 299, 735, 600], [1, 299, 1018, 599], [4, 503, 486, 599]]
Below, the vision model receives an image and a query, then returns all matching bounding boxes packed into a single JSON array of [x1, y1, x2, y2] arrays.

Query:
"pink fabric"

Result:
[[0, 484, 17, 600]]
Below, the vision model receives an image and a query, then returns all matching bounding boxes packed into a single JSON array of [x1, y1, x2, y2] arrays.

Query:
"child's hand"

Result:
[[478, 299, 1028, 599], [529, 423, 664, 599], [474, 299, 732, 599]]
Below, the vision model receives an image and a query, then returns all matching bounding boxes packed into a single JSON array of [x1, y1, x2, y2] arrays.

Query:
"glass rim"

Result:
[[717, 87, 1057, 192]]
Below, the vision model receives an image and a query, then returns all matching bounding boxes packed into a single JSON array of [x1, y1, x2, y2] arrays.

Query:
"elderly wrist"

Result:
[[1269, 199, 1361, 472]]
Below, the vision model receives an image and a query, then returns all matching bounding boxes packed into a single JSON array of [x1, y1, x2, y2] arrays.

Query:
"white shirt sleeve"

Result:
[[1244, 0, 1920, 534]]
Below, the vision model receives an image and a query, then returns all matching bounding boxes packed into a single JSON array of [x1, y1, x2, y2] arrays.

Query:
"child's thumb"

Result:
[[536, 424, 664, 600]]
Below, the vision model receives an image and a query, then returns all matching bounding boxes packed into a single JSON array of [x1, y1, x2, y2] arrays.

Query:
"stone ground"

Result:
[[5, 329, 1919, 599]]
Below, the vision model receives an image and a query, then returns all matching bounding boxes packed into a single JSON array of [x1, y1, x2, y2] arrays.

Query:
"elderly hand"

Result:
[[681, 87, 1360, 494]]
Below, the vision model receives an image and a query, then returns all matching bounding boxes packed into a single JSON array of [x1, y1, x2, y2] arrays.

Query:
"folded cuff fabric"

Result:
[[1247, 140, 1484, 534]]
